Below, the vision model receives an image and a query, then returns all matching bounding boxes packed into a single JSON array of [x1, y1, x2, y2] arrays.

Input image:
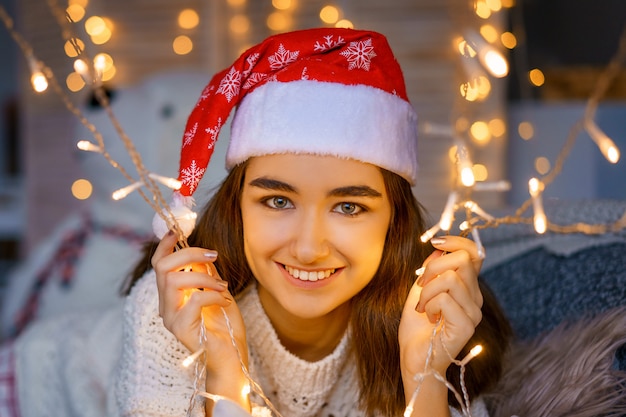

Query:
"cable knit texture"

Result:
[[116, 271, 488, 417]]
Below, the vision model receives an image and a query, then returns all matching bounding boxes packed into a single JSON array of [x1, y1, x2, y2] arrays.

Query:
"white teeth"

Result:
[[285, 265, 335, 282]]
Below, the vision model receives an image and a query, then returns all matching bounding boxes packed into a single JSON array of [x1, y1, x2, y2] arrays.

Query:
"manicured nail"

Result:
[[204, 251, 217, 260], [430, 237, 446, 245]]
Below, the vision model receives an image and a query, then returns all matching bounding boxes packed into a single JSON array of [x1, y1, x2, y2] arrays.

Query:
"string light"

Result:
[[76, 139, 102, 153], [464, 30, 509, 78], [147, 172, 183, 190], [112, 181, 144, 201], [584, 119, 620, 163], [528, 178, 547, 234]]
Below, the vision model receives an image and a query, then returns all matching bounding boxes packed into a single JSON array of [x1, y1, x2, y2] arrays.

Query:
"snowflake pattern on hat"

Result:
[[176, 28, 411, 197]]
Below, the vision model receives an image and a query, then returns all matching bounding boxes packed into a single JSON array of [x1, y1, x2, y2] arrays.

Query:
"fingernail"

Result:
[[430, 237, 446, 245], [203, 251, 217, 260], [167, 229, 175, 236], [217, 280, 228, 289]]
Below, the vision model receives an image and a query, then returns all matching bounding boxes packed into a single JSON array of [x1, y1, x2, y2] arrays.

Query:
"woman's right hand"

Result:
[[152, 230, 249, 406]]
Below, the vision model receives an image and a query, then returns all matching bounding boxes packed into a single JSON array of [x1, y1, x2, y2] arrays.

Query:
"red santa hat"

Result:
[[177, 27, 418, 197], [154, 28, 418, 237]]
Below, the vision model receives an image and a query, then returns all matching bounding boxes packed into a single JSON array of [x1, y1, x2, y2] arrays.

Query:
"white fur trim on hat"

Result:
[[226, 80, 418, 184]]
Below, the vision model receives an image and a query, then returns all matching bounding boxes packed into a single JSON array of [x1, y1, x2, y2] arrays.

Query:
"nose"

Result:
[[290, 210, 330, 264]]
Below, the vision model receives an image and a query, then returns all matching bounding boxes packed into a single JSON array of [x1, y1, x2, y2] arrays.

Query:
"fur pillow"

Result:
[[484, 307, 626, 417]]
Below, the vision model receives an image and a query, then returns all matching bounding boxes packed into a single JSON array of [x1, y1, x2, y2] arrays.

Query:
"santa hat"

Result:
[[155, 28, 418, 237]]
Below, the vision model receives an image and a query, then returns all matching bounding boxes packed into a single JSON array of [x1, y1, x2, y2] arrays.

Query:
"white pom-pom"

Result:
[[152, 194, 198, 239]]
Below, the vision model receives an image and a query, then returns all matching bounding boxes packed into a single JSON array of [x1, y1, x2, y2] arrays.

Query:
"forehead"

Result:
[[244, 154, 386, 189]]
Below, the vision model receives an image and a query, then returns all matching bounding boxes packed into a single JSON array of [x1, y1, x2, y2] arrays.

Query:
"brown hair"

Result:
[[124, 162, 511, 415]]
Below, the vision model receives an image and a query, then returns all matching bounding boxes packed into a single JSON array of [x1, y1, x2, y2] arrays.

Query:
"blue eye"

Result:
[[265, 196, 293, 209], [334, 202, 363, 215]]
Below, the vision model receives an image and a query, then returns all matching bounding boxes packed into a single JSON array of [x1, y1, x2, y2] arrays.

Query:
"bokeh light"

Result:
[[71, 179, 93, 200]]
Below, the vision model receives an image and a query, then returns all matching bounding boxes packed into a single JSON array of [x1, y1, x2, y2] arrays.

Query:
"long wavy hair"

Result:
[[124, 160, 512, 415]]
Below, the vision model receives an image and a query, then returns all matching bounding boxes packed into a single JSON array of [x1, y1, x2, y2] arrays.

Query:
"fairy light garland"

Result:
[[2, 1, 625, 416]]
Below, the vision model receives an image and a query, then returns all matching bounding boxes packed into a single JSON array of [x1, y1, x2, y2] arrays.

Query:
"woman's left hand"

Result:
[[398, 235, 484, 383]]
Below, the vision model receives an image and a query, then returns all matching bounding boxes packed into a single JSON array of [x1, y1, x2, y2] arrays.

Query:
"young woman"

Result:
[[119, 27, 511, 417]]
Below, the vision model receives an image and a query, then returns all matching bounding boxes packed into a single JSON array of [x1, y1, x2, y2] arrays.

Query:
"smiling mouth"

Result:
[[284, 265, 337, 282]]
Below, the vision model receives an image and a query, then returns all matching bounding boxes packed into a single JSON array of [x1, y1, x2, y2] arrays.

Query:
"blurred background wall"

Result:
[[0, 0, 624, 283]]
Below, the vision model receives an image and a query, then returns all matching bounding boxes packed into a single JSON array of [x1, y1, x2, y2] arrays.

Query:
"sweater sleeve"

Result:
[[114, 270, 205, 417]]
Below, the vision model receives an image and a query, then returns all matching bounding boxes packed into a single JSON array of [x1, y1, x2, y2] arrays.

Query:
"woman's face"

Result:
[[240, 154, 392, 321]]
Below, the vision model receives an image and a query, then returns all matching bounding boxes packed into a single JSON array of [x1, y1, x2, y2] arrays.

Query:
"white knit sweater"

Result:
[[14, 270, 488, 417]]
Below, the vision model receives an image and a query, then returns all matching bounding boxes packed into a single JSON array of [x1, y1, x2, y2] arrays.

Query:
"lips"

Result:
[[284, 265, 336, 282]]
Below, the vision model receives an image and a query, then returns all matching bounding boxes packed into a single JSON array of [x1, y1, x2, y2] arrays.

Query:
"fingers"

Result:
[[415, 270, 482, 326]]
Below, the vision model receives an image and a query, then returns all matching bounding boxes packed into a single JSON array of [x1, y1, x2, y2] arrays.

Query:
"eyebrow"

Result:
[[248, 177, 382, 198]]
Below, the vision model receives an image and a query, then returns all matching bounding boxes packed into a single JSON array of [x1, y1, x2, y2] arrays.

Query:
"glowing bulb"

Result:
[[85, 16, 106, 36], [586, 120, 620, 163], [335, 19, 353, 29], [439, 192, 458, 231], [71, 178, 93, 200], [31, 71, 48, 92], [480, 24, 498, 43], [529, 68, 545, 86], [76, 140, 101, 152], [472, 164, 488, 182], [470, 120, 491, 143], [420, 224, 440, 243], [148, 173, 182, 190], [93, 54, 106, 80], [461, 344, 483, 365], [241, 384, 251, 399], [178, 9, 199, 29], [173, 35, 193, 55], [73, 58, 89, 79], [272, 0, 292, 10], [66, 72, 85, 92], [319, 5, 340, 24], [112, 181, 143, 200], [64, 38, 85, 57], [500, 31, 517, 49], [267, 11, 292, 31], [528, 178, 547, 234], [483, 50, 508, 77], [182, 348, 204, 367], [461, 166, 476, 187], [518, 121, 534, 140], [229, 14, 250, 35]]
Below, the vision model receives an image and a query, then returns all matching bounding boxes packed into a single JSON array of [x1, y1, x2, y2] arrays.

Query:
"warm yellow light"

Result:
[[66, 72, 85, 92], [267, 11, 292, 31], [319, 5, 340, 24], [586, 120, 621, 163], [335, 19, 353, 29], [229, 14, 250, 35], [68, 0, 88, 7], [460, 82, 479, 102], [475, 0, 492, 18], [488, 118, 506, 137], [528, 177, 543, 196], [173, 35, 193, 55], [470, 121, 491, 144], [529, 68, 545, 86], [518, 121, 534, 140], [76, 140, 101, 152], [472, 164, 488, 181], [482, 49, 508, 77], [178, 9, 199, 29], [461, 166, 476, 187], [94, 53, 113, 72], [102, 65, 116, 82], [112, 182, 143, 201], [480, 24, 498, 43], [91, 28, 112, 45], [476, 75, 491, 98], [227, 0, 246, 6], [85, 16, 106, 36], [73, 58, 89, 78], [501, 0, 515, 7], [71, 179, 93, 200], [63, 38, 85, 58], [534, 214, 547, 234], [241, 384, 251, 399], [102, 17, 115, 32], [448, 145, 459, 162], [534, 156, 551, 175], [272, 0, 293, 10], [457, 39, 477, 58], [500, 31, 517, 49], [31, 72, 48, 92], [486, 0, 502, 11], [66, 4, 85, 22]]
